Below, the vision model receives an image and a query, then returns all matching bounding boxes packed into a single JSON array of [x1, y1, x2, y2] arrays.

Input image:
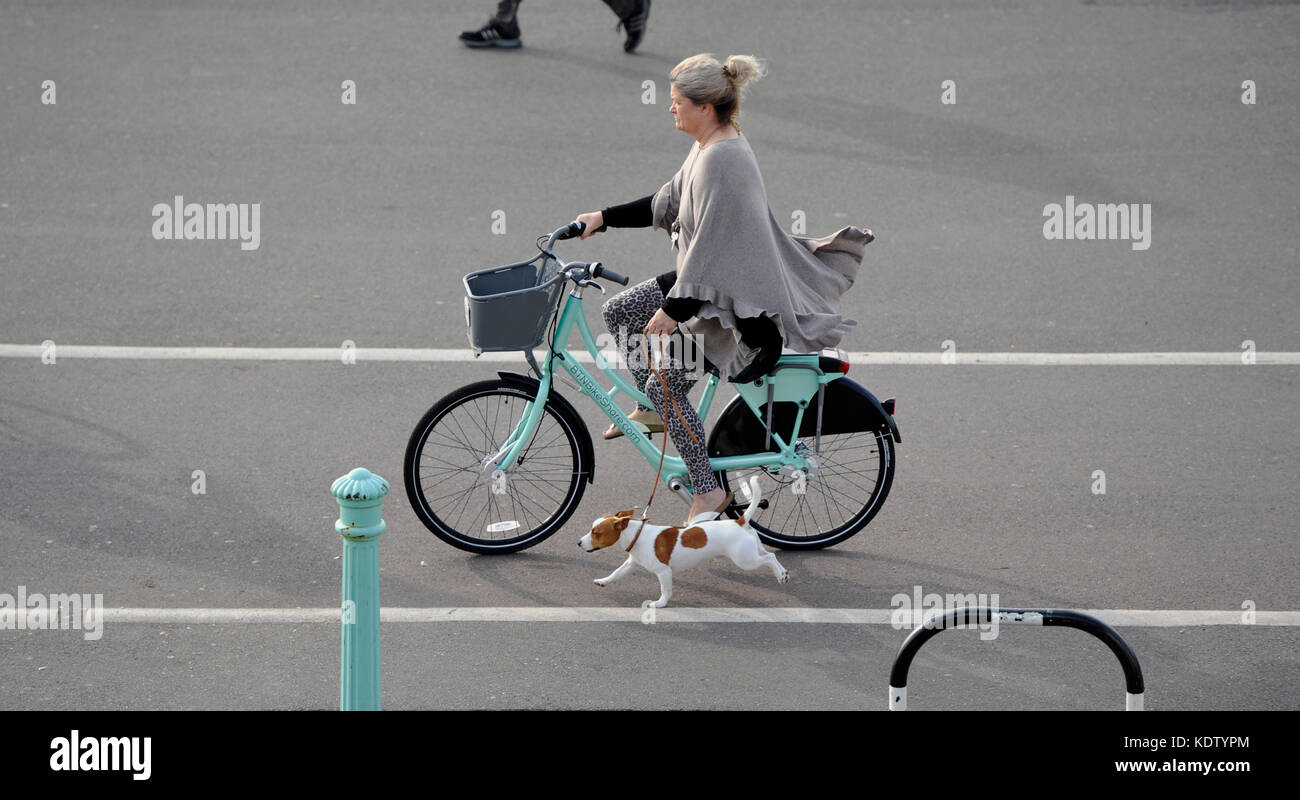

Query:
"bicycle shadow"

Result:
[[453, 541, 1072, 614], [462, 550, 595, 606]]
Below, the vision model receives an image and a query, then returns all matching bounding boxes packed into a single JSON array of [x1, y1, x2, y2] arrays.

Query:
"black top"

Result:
[[600, 196, 782, 350], [601, 195, 654, 228]]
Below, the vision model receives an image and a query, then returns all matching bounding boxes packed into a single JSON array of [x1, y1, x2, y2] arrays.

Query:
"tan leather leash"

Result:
[[625, 333, 700, 552]]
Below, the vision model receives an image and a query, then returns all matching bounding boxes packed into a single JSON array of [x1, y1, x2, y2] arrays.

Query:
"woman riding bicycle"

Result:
[[576, 52, 873, 526]]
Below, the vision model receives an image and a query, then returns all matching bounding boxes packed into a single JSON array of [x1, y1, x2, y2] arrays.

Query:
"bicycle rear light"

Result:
[[818, 347, 850, 375]]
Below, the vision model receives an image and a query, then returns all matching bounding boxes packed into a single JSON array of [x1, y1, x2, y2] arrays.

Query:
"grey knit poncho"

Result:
[[651, 134, 874, 379]]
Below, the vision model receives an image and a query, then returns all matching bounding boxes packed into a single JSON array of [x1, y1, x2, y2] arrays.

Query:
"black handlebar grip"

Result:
[[564, 220, 608, 239], [592, 262, 630, 286]]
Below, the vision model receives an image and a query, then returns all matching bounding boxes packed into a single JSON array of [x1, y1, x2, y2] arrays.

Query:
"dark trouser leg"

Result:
[[492, 0, 521, 24], [600, 0, 638, 17]]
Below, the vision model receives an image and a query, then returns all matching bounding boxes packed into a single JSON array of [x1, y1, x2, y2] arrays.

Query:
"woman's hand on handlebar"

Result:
[[576, 211, 604, 239]]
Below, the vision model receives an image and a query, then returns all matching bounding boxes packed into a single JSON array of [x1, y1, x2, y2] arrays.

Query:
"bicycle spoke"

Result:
[[779, 485, 802, 534], [417, 466, 477, 484], [441, 411, 486, 460], [506, 473, 567, 508], [467, 489, 492, 537], [512, 484, 560, 529], [422, 480, 481, 507], [812, 468, 876, 496], [806, 475, 849, 516], [419, 451, 478, 473], [443, 483, 483, 531], [468, 396, 493, 455], [791, 493, 808, 538], [489, 393, 506, 442]]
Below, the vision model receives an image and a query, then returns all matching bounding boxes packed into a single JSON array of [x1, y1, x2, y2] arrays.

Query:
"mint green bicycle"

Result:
[[403, 222, 901, 554]]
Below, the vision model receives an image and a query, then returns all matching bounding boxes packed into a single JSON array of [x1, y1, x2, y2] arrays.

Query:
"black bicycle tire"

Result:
[[716, 429, 895, 550], [404, 379, 588, 554]]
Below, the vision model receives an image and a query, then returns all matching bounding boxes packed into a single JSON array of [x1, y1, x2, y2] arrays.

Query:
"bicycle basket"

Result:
[[462, 251, 565, 353]]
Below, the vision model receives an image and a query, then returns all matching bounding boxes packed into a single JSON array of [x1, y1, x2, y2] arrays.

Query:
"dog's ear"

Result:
[[615, 508, 638, 519], [592, 516, 630, 548]]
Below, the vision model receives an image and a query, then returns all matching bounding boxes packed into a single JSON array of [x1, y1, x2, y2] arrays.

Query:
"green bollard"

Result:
[[331, 467, 389, 711]]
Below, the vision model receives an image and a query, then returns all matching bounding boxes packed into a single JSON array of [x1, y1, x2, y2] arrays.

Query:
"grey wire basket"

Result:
[[462, 251, 565, 353]]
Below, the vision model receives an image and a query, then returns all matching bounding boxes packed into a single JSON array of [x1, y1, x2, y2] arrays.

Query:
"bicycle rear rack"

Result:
[[736, 360, 828, 454], [888, 608, 1146, 710], [763, 362, 825, 453]]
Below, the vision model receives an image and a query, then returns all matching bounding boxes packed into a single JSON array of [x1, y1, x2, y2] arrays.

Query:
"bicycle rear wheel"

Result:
[[404, 379, 588, 554], [717, 428, 895, 550]]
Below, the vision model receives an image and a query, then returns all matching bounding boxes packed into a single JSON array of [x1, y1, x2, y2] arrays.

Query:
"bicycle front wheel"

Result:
[[404, 379, 588, 554], [717, 428, 895, 550]]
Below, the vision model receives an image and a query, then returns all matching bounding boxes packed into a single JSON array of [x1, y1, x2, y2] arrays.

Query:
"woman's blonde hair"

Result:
[[670, 53, 767, 128]]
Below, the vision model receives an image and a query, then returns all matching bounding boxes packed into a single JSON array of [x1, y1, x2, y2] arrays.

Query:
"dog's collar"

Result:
[[625, 519, 648, 552]]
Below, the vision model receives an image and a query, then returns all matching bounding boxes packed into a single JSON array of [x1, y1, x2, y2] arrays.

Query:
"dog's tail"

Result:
[[740, 475, 763, 524]]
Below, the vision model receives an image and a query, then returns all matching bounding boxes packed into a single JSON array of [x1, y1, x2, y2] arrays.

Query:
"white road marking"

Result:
[[2, 344, 1299, 365], [86, 607, 1300, 625]]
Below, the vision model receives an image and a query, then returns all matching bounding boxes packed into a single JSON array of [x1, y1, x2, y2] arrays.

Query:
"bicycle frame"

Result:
[[484, 285, 822, 494]]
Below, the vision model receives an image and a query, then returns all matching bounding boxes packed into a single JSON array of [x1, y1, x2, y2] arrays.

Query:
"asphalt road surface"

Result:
[[2, 0, 1297, 713]]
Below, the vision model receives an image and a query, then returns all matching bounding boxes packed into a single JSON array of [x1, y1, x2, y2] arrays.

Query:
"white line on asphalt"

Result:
[[2, 344, 1298, 365], [90, 608, 1300, 625]]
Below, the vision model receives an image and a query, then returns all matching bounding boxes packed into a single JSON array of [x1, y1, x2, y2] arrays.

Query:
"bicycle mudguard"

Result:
[[708, 376, 901, 457], [496, 371, 596, 484]]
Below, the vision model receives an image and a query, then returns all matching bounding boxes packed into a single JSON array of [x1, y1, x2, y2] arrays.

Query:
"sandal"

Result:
[[602, 408, 665, 440], [685, 491, 735, 526]]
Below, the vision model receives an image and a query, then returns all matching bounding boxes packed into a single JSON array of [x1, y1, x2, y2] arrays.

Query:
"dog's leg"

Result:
[[766, 553, 791, 584], [594, 556, 636, 587], [648, 567, 673, 608], [730, 538, 791, 585]]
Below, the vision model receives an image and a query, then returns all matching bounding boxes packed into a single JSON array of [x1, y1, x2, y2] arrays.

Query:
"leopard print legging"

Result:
[[601, 279, 718, 494]]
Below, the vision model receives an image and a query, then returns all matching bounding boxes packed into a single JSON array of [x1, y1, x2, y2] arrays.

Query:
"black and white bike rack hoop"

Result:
[[888, 608, 1145, 711]]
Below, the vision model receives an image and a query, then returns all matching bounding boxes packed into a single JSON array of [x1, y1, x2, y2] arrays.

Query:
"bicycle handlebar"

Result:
[[544, 221, 628, 286], [552, 220, 609, 242], [553, 221, 585, 242], [592, 262, 629, 286]]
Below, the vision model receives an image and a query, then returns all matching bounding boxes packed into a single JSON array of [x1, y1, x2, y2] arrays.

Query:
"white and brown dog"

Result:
[[580, 476, 790, 608]]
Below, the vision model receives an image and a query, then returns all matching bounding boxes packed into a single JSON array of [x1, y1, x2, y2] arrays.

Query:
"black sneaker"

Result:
[[458, 19, 522, 49], [615, 0, 650, 53]]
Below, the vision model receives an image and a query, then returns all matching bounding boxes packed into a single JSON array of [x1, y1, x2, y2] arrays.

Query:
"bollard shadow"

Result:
[[0, 397, 144, 464], [0, 389, 352, 605]]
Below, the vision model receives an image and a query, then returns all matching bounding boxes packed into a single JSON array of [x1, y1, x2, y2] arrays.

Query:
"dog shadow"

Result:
[[573, 544, 1091, 615]]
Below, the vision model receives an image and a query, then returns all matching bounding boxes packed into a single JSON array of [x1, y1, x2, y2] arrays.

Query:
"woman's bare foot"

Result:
[[685, 487, 728, 525]]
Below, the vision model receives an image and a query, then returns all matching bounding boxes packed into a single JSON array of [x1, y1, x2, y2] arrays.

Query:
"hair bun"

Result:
[[723, 55, 767, 90]]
